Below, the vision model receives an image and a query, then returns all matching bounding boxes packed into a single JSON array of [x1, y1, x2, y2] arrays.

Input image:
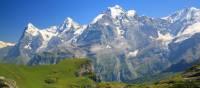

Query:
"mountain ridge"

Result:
[[2, 5, 200, 82]]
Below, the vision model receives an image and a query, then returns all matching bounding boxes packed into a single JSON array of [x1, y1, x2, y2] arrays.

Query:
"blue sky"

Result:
[[0, 0, 200, 42]]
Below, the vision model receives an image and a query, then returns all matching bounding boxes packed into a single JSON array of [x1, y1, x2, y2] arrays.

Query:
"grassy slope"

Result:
[[98, 64, 200, 88], [0, 58, 199, 88], [136, 64, 200, 88], [0, 59, 95, 88]]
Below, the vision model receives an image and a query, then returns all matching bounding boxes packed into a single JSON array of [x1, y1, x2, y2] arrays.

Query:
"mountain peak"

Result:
[[183, 7, 200, 14], [106, 5, 125, 18], [61, 17, 81, 30], [63, 17, 75, 27], [25, 23, 39, 36], [91, 14, 105, 24], [108, 5, 122, 10], [64, 17, 73, 24], [92, 5, 136, 23], [27, 23, 36, 28], [187, 7, 199, 11], [127, 10, 136, 17]]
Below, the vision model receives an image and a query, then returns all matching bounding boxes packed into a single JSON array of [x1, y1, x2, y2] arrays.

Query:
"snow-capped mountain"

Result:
[[162, 7, 200, 43], [0, 41, 14, 48], [0, 41, 14, 60], [3, 5, 200, 82]]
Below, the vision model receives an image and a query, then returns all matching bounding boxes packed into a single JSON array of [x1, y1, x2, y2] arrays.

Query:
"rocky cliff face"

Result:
[[0, 76, 17, 88], [78, 62, 93, 77]]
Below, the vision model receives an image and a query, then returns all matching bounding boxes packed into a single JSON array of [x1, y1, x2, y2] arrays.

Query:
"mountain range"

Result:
[[1, 5, 200, 82]]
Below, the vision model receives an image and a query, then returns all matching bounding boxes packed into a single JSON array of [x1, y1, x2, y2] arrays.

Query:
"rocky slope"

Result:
[[97, 62, 200, 88], [0, 76, 17, 88]]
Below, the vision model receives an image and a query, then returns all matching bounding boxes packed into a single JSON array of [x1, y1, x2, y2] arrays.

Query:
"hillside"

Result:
[[98, 63, 200, 88], [126, 64, 200, 88], [0, 59, 96, 88], [0, 58, 199, 88]]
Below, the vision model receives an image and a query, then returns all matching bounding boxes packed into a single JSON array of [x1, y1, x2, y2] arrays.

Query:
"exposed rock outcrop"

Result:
[[0, 76, 17, 88]]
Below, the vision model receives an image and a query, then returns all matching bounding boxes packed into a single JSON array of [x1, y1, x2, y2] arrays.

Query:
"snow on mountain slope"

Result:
[[60, 17, 81, 30], [92, 14, 105, 24], [163, 7, 200, 23], [180, 22, 200, 35], [0, 41, 15, 48], [58, 18, 84, 40], [126, 10, 136, 17], [25, 23, 39, 36], [36, 26, 58, 52], [174, 22, 200, 43], [107, 5, 125, 19], [127, 50, 139, 57], [156, 31, 173, 42], [162, 7, 200, 43]]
